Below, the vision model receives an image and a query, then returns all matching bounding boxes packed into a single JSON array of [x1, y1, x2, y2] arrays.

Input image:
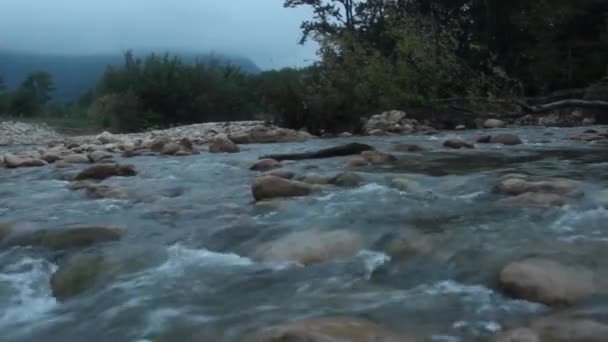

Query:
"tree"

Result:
[[20, 71, 55, 105]]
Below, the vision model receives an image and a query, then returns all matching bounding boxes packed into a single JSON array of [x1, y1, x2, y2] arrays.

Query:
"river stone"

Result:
[[255, 230, 364, 265], [339, 132, 353, 137], [390, 177, 419, 192], [330, 172, 363, 187], [346, 157, 370, 167], [483, 119, 506, 129], [495, 177, 580, 196], [498, 192, 571, 207], [262, 169, 295, 180], [300, 173, 333, 185], [250, 158, 281, 172], [246, 317, 415, 342], [229, 126, 311, 144], [51, 253, 103, 301], [361, 150, 397, 164], [150, 136, 171, 152], [3, 154, 47, 168], [96, 131, 119, 144], [477, 135, 492, 143], [443, 139, 474, 149], [252, 175, 318, 201], [368, 129, 388, 136], [392, 144, 423, 152], [10, 226, 123, 250], [455, 124, 466, 130], [494, 328, 541, 342], [74, 164, 137, 181], [530, 316, 608, 341], [89, 150, 113, 162], [84, 184, 129, 200], [160, 142, 181, 155], [209, 134, 239, 153], [499, 258, 596, 306], [62, 154, 91, 164], [490, 134, 523, 145], [41, 151, 62, 163]]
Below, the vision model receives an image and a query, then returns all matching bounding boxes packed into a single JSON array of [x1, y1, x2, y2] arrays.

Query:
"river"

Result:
[[1, 126, 607, 341]]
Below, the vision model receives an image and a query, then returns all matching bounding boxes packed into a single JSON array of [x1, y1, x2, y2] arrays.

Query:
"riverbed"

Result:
[[1, 126, 607, 341]]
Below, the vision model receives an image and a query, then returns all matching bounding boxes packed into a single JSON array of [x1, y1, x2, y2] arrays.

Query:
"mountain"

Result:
[[0, 50, 261, 102]]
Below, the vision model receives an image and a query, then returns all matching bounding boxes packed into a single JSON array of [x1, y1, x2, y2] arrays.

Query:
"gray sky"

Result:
[[0, 0, 317, 69]]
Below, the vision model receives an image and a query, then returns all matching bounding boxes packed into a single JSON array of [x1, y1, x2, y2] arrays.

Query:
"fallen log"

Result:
[[261, 143, 374, 161]]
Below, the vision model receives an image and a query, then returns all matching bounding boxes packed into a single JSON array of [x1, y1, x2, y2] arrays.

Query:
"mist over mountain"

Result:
[[0, 50, 262, 102]]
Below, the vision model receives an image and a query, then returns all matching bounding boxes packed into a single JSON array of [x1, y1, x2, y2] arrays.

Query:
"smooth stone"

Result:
[[443, 139, 474, 149], [530, 315, 608, 341], [62, 154, 91, 164], [495, 177, 580, 196], [455, 125, 466, 130], [330, 172, 363, 187], [160, 142, 181, 155], [483, 118, 506, 129], [254, 230, 364, 265], [4, 154, 47, 168], [150, 136, 171, 152], [8, 226, 123, 250], [499, 258, 596, 306], [41, 151, 62, 163], [252, 175, 318, 201], [368, 129, 388, 136], [494, 328, 541, 342], [490, 134, 523, 145], [262, 143, 373, 161], [51, 253, 103, 301], [390, 177, 420, 192], [250, 158, 281, 172], [346, 157, 370, 167], [96, 131, 119, 144], [392, 144, 423, 152], [361, 150, 397, 164], [89, 150, 113, 162], [209, 134, 240, 153], [262, 169, 295, 179], [74, 164, 137, 181], [497, 192, 571, 207]]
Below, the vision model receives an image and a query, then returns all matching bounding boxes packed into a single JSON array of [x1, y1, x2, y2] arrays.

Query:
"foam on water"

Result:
[[0, 255, 58, 328]]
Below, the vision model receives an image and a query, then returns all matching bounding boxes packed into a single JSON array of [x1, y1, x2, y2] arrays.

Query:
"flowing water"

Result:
[[1, 126, 608, 341]]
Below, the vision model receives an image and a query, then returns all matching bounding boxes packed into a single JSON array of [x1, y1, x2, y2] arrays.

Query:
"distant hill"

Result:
[[0, 50, 261, 102]]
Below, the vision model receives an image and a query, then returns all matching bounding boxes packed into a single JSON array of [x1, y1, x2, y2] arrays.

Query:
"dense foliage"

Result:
[[1, 0, 606, 133]]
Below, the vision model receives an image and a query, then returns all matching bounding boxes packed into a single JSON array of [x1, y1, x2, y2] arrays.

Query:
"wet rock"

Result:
[[494, 328, 541, 342], [9, 226, 123, 250], [455, 124, 466, 130], [252, 175, 319, 201], [209, 134, 239, 153], [41, 151, 62, 163], [443, 139, 474, 149], [369, 129, 388, 136], [490, 134, 523, 145], [380, 233, 434, 259], [3, 153, 47, 168], [483, 119, 506, 129], [150, 136, 171, 152], [178, 137, 194, 151], [390, 177, 419, 192], [263, 169, 295, 180], [246, 317, 414, 342], [300, 173, 333, 185], [121, 147, 142, 158], [361, 150, 397, 164], [250, 158, 281, 172], [160, 142, 181, 155], [74, 164, 137, 181], [96, 131, 118, 144], [262, 143, 374, 161], [339, 132, 353, 137], [84, 184, 129, 200], [530, 315, 608, 341], [346, 157, 370, 167], [499, 258, 596, 306], [392, 144, 423, 152], [364, 110, 420, 135], [497, 192, 571, 207], [51, 253, 103, 301], [229, 126, 311, 144], [330, 172, 363, 187], [477, 135, 492, 143], [88, 150, 113, 163], [255, 230, 364, 265], [0, 223, 14, 241], [62, 154, 91, 164], [494, 177, 580, 196]]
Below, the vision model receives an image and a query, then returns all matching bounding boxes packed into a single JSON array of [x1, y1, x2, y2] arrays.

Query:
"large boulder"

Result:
[[209, 134, 239, 153], [250, 158, 281, 172], [8, 226, 123, 250], [443, 139, 474, 149], [499, 258, 596, 306], [3, 153, 47, 168], [246, 317, 415, 342], [254, 230, 364, 265], [229, 126, 312, 144], [62, 154, 91, 164], [494, 177, 580, 196], [252, 175, 319, 201], [483, 119, 506, 129], [51, 253, 103, 301], [361, 150, 397, 164], [74, 164, 137, 181]]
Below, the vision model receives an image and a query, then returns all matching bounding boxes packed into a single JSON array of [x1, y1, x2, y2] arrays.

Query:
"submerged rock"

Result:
[[390, 177, 420, 192], [51, 253, 103, 301], [494, 328, 541, 342], [74, 164, 137, 181], [330, 172, 364, 187], [392, 143, 424, 152], [499, 258, 596, 306], [262, 143, 374, 161], [497, 192, 571, 207], [9, 226, 123, 250], [490, 134, 523, 145], [252, 175, 319, 201], [250, 158, 281, 172], [209, 134, 240, 153], [346, 157, 370, 167], [262, 169, 295, 180], [361, 150, 397, 164], [443, 139, 474, 149], [246, 317, 415, 342], [495, 177, 580, 196], [255, 230, 364, 265]]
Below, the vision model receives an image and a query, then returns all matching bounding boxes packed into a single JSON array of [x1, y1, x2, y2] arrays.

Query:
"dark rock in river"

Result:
[[261, 143, 374, 161], [330, 172, 364, 187], [250, 158, 281, 172], [252, 175, 319, 201], [497, 192, 572, 207], [392, 143, 424, 152], [443, 139, 474, 149], [8, 226, 123, 250], [361, 150, 397, 164], [74, 164, 137, 181], [51, 252, 103, 301]]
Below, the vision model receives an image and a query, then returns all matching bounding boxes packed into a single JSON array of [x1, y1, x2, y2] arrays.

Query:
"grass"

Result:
[[0, 115, 103, 136]]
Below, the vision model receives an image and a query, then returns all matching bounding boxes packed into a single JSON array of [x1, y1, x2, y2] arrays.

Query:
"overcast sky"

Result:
[[0, 0, 317, 69]]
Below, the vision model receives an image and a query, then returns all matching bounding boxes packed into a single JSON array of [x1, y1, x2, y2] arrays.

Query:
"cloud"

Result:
[[0, 0, 317, 69]]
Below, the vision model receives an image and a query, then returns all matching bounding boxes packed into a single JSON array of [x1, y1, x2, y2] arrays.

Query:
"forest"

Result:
[[1, 0, 607, 133]]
